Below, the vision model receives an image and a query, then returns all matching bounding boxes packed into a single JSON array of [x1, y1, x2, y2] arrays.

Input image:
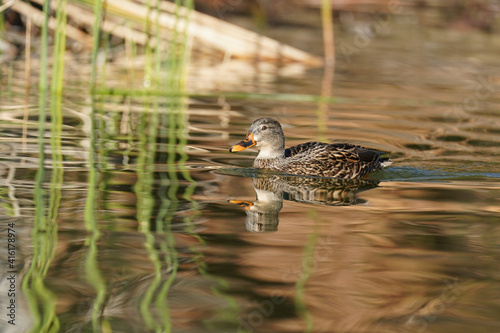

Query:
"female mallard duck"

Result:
[[229, 118, 392, 179]]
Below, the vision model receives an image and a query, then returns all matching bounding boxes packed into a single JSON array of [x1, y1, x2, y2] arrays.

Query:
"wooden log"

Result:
[[10, 0, 324, 66], [82, 0, 324, 66], [11, 1, 93, 47]]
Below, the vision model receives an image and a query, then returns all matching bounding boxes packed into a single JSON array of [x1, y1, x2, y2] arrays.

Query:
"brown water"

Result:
[[1, 4, 500, 333]]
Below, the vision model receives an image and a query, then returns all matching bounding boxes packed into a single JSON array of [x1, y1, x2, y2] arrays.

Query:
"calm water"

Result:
[[1, 5, 500, 333]]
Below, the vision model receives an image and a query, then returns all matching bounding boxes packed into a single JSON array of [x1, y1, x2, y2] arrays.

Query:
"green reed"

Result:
[[135, 0, 198, 330], [84, 0, 108, 331], [6, 64, 13, 102], [22, 0, 69, 331], [133, 1, 226, 331], [23, 0, 50, 326], [0, 9, 4, 32], [44, 0, 67, 328], [136, 0, 162, 330], [96, 30, 112, 172], [165, 2, 241, 330], [120, 22, 138, 168]]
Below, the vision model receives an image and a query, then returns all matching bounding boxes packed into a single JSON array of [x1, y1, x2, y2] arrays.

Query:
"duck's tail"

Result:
[[379, 157, 393, 169]]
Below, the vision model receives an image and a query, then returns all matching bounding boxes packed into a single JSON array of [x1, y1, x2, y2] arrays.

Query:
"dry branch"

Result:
[[10, 0, 323, 66], [133, 0, 324, 65], [11, 1, 93, 47]]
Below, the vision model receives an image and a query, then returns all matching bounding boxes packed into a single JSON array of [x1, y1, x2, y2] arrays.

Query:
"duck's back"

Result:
[[282, 142, 389, 178]]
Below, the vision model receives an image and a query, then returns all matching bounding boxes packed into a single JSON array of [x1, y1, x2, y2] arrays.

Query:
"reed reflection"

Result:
[[231, 174, 379, 232]]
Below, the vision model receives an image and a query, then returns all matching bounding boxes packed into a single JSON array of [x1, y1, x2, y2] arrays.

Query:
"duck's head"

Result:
[[229, 118, 285, 157]]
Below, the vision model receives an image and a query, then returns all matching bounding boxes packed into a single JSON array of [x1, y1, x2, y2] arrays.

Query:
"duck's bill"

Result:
[[229, 133, 256, 152], [229, 199, 254, 211]]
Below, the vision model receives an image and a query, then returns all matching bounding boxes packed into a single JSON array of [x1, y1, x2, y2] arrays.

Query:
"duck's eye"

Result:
[[262, 126, 267, 130]]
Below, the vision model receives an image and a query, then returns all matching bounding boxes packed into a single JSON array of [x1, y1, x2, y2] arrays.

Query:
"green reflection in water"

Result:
[[153, 103, 180, 333], [21, 1, 67, 331], [130, 1, 240, 330], [82, 0, 109, 331], [149, 1, 182, 331], [121, 29, 137, 169], [294, 209, 319, 333], [23, 145, 62, 333], [22, 0, 50, 329], [136, 0, 164, 330], [175, 1, 240, 328]]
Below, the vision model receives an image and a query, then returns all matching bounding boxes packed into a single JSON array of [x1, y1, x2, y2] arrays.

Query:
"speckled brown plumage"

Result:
[[230, 118, 392, 179]]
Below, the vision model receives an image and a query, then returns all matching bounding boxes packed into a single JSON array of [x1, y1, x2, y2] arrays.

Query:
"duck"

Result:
[[229, 118, 392, 179]]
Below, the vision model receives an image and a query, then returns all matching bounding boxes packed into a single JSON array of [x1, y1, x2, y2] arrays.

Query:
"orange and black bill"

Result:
[[229, 133, 256, 152], [229, 200, 254, 211]]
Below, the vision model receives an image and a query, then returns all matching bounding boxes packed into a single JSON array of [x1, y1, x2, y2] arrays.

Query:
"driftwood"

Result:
[[11, 1, 94, 47], [9, 0, 324, 66]]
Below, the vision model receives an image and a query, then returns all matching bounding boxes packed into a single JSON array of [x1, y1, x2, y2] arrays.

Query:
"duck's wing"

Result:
[[283, 142, 386, 178], [287, 142, 381, 160], [333, 143, 384, 164], [285, 142, 326, 157]]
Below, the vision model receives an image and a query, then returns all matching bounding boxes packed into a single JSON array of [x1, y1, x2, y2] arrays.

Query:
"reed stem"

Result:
[[22, 18, 32, 153], [321, 0, 335, 67]]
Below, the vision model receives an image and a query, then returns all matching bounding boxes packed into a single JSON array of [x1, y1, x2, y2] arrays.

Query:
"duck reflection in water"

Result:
[[230, 174, 379, 232]]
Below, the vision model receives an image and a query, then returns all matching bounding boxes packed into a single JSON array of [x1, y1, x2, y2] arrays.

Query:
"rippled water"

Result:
[[1, 5, 500, 333]]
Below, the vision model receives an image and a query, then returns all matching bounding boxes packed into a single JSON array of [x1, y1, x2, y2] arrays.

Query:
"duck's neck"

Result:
[[253, 146, 286, 168]]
